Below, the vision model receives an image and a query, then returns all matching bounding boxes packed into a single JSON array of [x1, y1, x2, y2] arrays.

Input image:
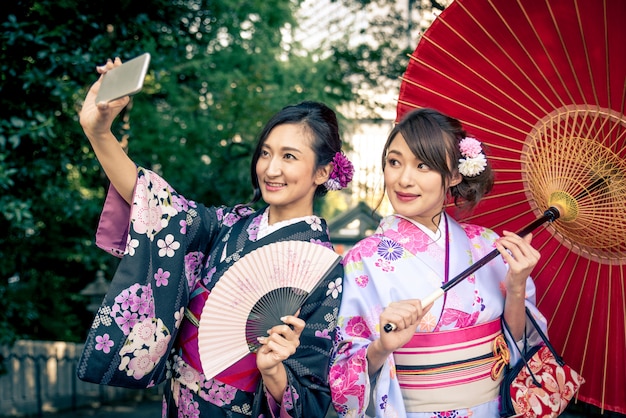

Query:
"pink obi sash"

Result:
[[393, 318, 509, 412], [177, 284, 260, 392]]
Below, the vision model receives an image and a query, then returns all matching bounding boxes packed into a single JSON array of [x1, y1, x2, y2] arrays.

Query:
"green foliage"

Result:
[[0, 0, 359, 344], [315, 0, 447, 119]]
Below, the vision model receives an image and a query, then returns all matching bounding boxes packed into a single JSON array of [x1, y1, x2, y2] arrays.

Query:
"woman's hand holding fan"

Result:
[[198, 240, 341, 381], [255, 313, 305, 399], [256, 314, 305, 366]]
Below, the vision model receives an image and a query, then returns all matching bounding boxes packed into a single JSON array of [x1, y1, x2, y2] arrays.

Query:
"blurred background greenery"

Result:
[[0, 0, 440, 345]]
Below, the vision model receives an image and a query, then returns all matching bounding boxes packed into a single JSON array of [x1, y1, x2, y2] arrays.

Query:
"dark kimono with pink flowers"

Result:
[[77, 167, 343, 418]]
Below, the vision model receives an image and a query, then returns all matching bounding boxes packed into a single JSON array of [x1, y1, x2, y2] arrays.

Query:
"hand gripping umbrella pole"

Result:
[[383, 178, 605, 333]]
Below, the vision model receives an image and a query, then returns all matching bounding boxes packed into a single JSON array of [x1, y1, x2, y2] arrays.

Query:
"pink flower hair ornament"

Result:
[[324, 151, 354, 191], [458, 136, 487, 177]]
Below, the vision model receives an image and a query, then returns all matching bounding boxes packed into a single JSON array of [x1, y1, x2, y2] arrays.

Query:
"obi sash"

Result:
[[393, 318, 509, 412], [177, 284, 260, 392]]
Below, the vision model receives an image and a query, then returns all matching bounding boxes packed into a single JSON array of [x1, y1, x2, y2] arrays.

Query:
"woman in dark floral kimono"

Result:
[[77, 57, 354, 418]]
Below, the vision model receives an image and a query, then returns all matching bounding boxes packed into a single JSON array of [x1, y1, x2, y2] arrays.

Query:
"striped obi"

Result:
[[393, 318, 510, 412]]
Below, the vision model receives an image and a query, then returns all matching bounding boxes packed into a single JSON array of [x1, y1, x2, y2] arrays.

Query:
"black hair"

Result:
[[247, 101, 342, 205], [380, 108, 494, 211]]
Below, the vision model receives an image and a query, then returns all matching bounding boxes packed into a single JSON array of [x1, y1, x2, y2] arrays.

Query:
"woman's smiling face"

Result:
[[384, 133, 460, 231], [255, 123, 328, 224]]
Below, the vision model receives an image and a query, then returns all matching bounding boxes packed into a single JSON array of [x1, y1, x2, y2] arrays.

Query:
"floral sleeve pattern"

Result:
[[78, 168, 221, 388]]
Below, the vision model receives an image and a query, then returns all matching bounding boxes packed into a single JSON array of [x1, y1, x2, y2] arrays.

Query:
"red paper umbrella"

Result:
[[396, 0, 626, 414]]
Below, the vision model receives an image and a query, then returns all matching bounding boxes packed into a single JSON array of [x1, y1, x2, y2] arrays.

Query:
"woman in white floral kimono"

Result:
[[77, 58, 354, 417], [329, 108, 546, 418]]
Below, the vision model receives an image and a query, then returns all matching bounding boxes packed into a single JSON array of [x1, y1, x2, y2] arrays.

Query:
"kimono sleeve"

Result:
[[479, 227, 548, 365], [95, 183, 132, 257], [77, 167, 220, 388], [502, 276, 549, 366]]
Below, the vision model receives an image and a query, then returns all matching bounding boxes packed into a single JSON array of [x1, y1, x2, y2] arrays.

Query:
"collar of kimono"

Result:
[[393, 212, 450, 285]]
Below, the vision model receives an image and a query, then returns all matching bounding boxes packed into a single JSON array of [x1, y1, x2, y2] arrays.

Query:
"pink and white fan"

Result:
[[198, 240, 341, 380]]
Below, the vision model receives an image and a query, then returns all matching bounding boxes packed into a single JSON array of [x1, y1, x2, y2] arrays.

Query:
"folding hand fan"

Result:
[[197, 240, 341, 381]]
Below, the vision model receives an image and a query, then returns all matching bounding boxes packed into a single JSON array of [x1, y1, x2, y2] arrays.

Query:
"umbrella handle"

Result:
[[421, 287, 444, 308], [382, 207, 561, 333], [382, 288, 445, 332]]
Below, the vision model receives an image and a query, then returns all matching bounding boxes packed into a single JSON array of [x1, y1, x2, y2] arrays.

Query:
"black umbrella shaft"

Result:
[[441, 207, 560, 293]]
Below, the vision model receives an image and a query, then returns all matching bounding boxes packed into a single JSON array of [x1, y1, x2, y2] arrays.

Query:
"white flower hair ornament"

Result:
[[458, 137, 487, 177]]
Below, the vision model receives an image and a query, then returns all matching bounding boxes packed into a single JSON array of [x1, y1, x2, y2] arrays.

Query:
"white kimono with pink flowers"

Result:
[[329, 214, 546, 418]]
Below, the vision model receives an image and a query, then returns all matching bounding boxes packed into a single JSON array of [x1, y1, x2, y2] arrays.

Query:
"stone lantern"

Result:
[[80, 270, 110, 314]]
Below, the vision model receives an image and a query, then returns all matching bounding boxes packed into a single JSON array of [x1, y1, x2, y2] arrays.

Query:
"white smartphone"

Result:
[[95, 52, 151, 103]]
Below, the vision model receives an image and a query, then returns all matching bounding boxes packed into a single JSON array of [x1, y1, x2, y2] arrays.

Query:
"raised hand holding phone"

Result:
[[95, 52, 150, 104], [79, 55, 149, 204]]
